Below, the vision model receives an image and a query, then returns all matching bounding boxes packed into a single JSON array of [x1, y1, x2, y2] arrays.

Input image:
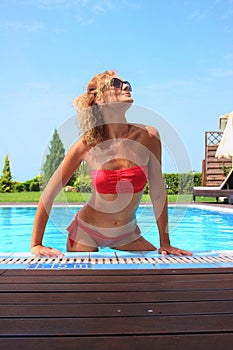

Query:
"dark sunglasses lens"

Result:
[[111, 78, 122, 89], [110, 78, 132, 92], [125, 81, 132, 92]]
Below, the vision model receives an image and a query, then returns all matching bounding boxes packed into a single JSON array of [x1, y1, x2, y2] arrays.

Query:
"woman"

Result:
[[31, 70, 192, 257]]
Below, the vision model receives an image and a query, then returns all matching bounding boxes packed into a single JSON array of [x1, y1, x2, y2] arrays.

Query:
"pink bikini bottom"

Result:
[[66, 213, 141, 248]]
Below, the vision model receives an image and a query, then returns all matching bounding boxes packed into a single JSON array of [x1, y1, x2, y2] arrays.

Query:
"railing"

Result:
[[203, 131, 223, 186], [205, 130, 222, 147]]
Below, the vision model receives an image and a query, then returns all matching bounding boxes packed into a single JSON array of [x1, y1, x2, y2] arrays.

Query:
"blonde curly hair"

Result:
[[74, 70, 116, 145]]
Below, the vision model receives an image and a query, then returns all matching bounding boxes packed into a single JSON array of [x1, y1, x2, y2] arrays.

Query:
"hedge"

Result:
[[13, 175, 42, 192], [11, 172, 202, 195], [163, 172, 202, 195]]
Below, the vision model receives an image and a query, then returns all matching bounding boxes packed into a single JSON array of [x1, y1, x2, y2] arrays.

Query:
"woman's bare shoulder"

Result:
[[145, 125, 160, 138], [130, 123, 160, 139], [69, 136, 89, 149], [66, 137, 91, 158]]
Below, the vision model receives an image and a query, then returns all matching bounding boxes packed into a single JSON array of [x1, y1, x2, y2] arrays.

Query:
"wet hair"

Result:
[[73, 70, 116, 145]]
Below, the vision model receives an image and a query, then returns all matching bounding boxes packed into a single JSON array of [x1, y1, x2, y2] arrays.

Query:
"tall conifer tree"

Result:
[[0, 154, 13, 192], [42, 129, 65, 185]]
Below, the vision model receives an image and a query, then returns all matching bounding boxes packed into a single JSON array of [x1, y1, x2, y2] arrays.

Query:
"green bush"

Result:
[[23, 180, 31, 192], [163, 173, 179, 194], [144, 182, 149, 194], [13, 182, 25, 192], [72, 172, 202, 195], [193, 172, 202, 187], [13, 176, 42, 192], [29, 176, 41, 191], [178, 173, 194, 194], [74, 175, 92, 193], [163, 172, 201, 195], [11, 171, 202, 195]]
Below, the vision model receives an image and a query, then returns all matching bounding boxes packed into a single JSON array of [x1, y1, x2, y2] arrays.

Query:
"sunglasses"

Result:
[[109, 78, 132, 92]]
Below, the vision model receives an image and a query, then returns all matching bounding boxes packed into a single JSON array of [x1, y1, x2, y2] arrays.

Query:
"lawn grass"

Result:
[[0, 191, 87, 203], [0, 191, 216, 203], [0, 192, 42, 202]]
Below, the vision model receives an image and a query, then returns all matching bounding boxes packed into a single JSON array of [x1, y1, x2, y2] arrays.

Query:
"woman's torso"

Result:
[[78, 124, 152, 228]]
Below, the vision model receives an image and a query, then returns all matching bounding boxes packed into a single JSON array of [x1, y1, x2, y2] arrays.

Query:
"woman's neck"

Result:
[[103, 123, 129, 140], [100, 102, 130, 139]]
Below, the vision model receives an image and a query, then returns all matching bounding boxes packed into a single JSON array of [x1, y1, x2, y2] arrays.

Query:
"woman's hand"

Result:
[[159, 243, 192, 257], [31, 244, 64, 258]]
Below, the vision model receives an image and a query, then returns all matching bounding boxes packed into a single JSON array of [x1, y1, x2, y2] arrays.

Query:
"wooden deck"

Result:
[[193, 188, 233, 202], [1, 267, 233, 349], [202, 132, 232, 187]]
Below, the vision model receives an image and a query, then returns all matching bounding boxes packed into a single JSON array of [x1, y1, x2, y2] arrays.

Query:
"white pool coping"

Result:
[[0, 202, 232, 212], [1, 250, 233, 270]]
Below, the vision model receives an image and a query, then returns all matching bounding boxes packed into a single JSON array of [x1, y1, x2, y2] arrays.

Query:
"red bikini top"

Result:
[[90, 166, 148, 194]]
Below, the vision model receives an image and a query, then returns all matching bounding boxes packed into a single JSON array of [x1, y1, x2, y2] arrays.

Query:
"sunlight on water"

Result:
[[0, 206, 233, 253]]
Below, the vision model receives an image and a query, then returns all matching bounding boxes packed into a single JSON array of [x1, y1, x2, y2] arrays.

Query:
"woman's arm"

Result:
[[146, 126, 192, 256], [31, 139, 89, 257]]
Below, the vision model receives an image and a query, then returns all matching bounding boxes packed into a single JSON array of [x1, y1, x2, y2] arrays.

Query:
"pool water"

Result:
[[0, 205, 233, 253]]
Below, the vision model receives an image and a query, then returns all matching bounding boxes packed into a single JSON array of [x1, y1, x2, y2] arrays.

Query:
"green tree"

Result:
[[0, 154, 13, 193], [73, 161, 92, 192], [42, 129, 66, 185]]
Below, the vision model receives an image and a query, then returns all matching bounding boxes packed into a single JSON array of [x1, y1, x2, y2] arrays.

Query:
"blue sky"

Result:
[[0, 0, 232, 181]]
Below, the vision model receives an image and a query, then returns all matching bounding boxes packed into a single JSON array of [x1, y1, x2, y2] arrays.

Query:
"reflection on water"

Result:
[[0, 206, 232, 253]]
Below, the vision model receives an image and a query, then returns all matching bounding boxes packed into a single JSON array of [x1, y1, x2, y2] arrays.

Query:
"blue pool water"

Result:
[[0, 205, 233, 253]]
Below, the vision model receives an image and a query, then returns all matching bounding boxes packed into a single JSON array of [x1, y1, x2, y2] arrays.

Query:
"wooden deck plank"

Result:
[[1, 268, 233, 349], [1, 271, 233, 283], [1, 289, 233, 303], [1, 279, 233, 292], [2, 267, 233, 275], [1, 300, 233, 318], [1, 334, 233, 350], [1, 314, 233, 336]]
